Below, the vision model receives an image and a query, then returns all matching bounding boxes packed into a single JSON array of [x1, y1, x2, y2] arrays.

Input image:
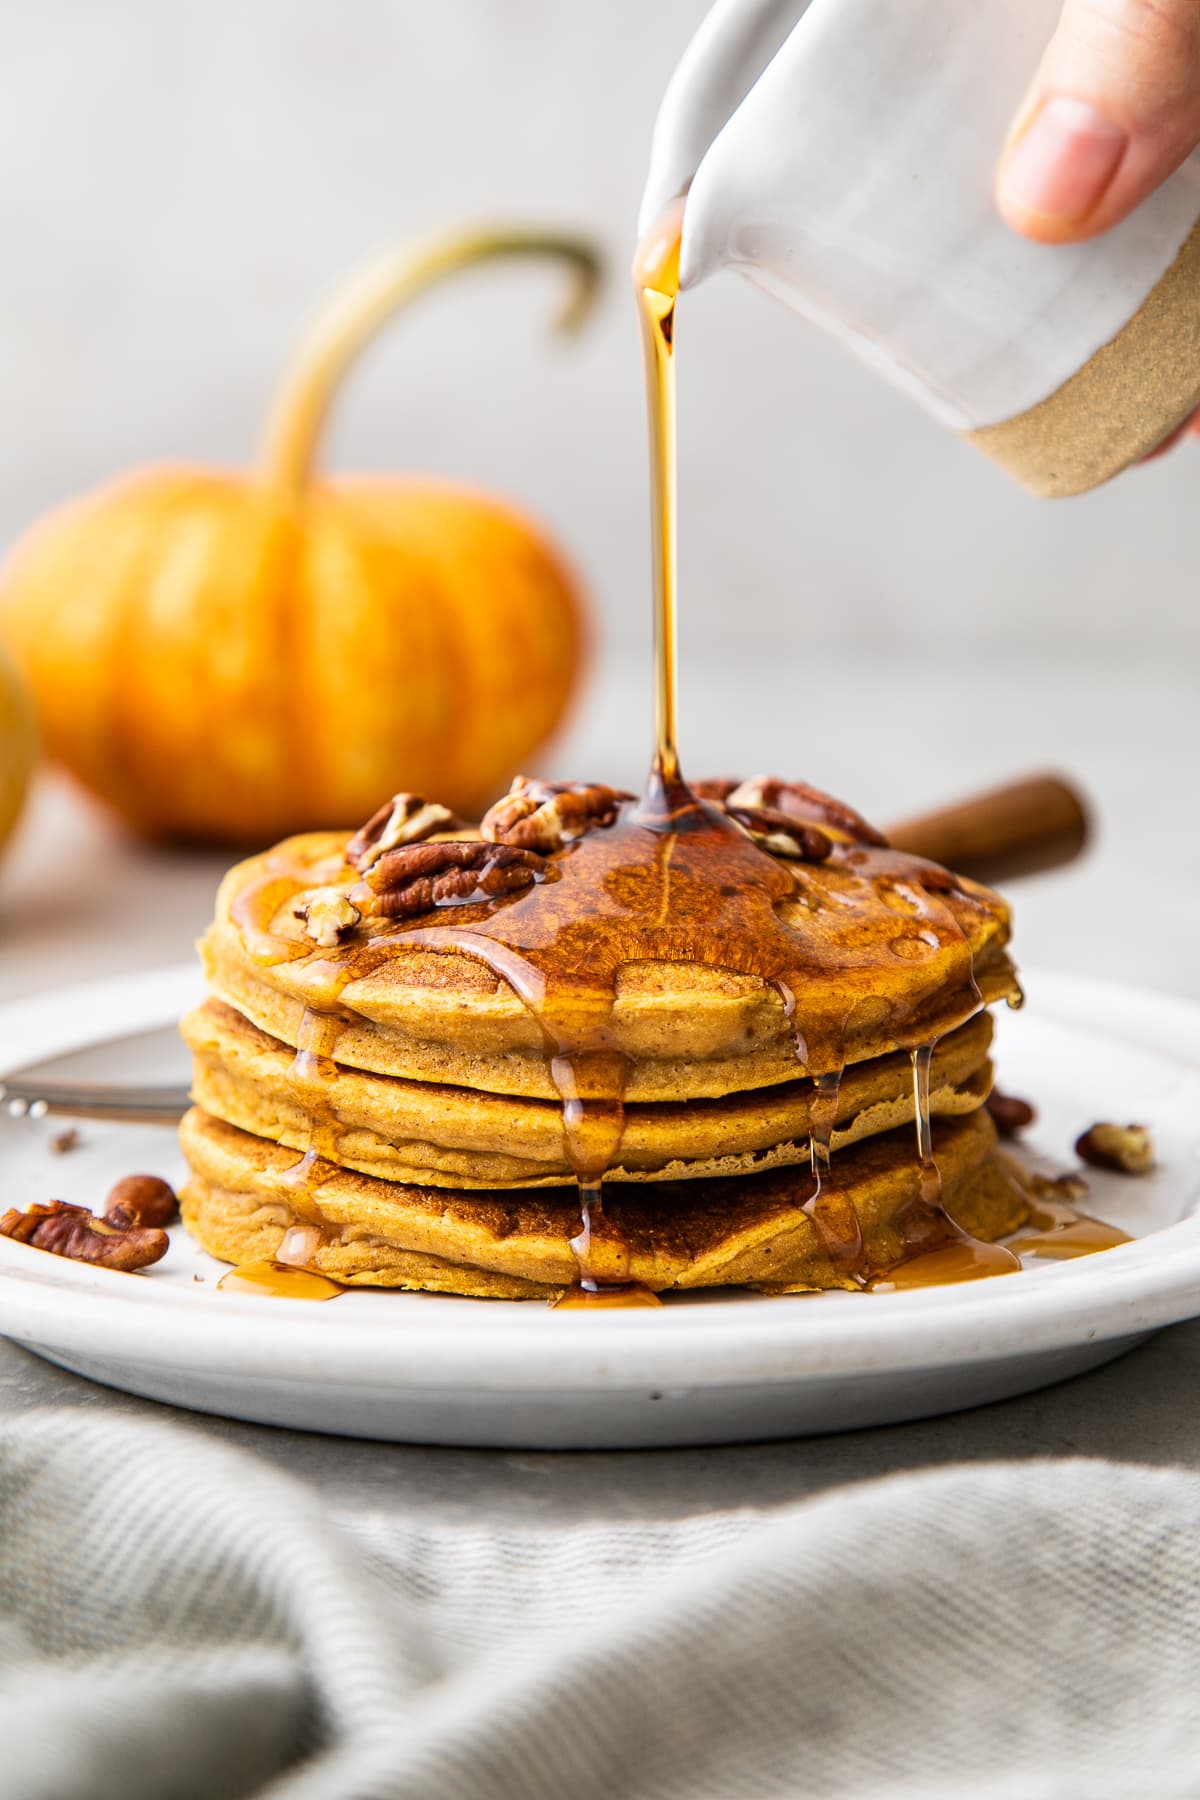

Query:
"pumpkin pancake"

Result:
[[183, 998, 995, 1188], [180, 1105, 1029, 1298], [181, 776, 1034, 1300], [202, 820, 1019, 1102]]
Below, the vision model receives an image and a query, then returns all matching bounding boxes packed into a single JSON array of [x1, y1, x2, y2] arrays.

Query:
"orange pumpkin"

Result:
[[0, 228, 598, 843], [0, 642, 37, 855]]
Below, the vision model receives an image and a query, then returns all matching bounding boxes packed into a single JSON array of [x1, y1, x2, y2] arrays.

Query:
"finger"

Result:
[[996, 0, 1200, 243]]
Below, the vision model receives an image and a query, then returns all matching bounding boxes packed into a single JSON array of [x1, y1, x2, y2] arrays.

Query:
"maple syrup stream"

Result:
[[621, 201, 1013, 1293]]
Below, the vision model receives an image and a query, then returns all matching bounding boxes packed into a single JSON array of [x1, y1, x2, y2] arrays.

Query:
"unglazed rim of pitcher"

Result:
[[967, 216, 1200, 498]]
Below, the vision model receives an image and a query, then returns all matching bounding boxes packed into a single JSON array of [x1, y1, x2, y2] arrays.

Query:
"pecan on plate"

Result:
[[352, 840, 548, 920], [1075, 1122, 1155, 1176], [105, 1174, 179, 1231], [985, 1089, 1036, 1137], [347, 793, 458, 873], [723, 802, 832, 864], [481, 777, 632, 855], [725, 777, 888, 847], [1029, 1171, 1089, 1204], [293, 886, 362, 948], [0, 1200, 168, 1271]]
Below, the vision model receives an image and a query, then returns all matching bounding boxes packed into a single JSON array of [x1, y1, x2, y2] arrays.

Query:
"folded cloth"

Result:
[[2, 1409, 1199, 1800]]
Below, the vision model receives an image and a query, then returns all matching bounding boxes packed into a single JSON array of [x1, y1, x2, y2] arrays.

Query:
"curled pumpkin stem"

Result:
[[260, 226, 603, 496]]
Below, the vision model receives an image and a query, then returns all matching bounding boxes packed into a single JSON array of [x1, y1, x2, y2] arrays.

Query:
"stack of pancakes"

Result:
[[180, 779, 1031, 1298]]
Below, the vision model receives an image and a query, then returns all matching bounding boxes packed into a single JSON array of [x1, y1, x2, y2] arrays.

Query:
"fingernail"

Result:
[[999, 96, 1127, 225]]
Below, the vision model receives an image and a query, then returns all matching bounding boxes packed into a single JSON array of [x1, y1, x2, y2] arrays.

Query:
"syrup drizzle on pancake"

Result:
[[280, 1006, 345, 1181], [216, 205, 1112, 1303], [799, 1069, 864, 1274], [864, 1049, 1021, 1289]]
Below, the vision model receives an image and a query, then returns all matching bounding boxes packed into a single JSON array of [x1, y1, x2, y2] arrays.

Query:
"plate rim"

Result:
[[1, 962, 1198, 1395]]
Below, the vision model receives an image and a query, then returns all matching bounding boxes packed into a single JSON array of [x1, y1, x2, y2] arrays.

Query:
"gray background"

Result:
[[1, 1, 1196, 1004], [1, 0, 1195, 663]]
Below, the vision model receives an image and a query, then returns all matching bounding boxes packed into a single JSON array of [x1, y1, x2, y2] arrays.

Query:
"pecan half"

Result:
[[1075, 1122, 1155, 1176], [0, 1200, 168, 1271], [724, 802, 832, 863], [347, 793, 458, 873], [724, 777, 888, 847], [105, 1174, 179, 1231], [985, 1089, 1036, 1137], [352, 840, 548, 920], [481, 777, 632, 855], [691, 778, 739, 803], [293, 886, 362, 948]]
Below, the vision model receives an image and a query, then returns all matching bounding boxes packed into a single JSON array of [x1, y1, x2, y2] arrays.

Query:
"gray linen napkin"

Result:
[[2, 1408, 1197, 1800]]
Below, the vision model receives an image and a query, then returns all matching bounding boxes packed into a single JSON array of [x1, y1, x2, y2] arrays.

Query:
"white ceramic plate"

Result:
[[1, 964, 1199, 1449]]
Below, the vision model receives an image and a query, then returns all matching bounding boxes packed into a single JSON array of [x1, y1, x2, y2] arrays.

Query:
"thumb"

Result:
[[996, 0, 1200, 242]]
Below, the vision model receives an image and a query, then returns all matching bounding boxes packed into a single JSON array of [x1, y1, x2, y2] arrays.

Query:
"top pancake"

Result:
[[201, 809, 1019, 1102]]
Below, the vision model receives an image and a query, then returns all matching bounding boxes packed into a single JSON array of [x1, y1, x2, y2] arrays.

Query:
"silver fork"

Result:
[[0, 1080, 190, 1125], [0, 1026, 190, 1125]]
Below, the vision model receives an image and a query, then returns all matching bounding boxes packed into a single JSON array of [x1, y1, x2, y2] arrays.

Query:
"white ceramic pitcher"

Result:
[[641, 0, 1200, 496]]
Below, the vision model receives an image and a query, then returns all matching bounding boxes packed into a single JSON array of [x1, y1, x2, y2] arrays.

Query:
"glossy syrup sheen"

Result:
[[633, 196, 684, 786], [217, 1261, 343, 1301], [227, 776, 1003, 1298], [363, 783, 996, 1287], [218, 206, 1102, 1305], [1009, 1195, 1132, 1261]]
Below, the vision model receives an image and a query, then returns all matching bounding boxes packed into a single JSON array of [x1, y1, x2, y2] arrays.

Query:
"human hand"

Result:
[[996, 0, 1200, 450]]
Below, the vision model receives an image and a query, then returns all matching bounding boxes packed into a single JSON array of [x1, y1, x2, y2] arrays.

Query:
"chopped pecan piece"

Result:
[[985, 1089, 1036, 1136], [481, 777, 632, 854], [294, 886, 362, 948], [347, 793, 458, 873], [1029, 1171, 1089, 1203], [725, 777, 888, 847], [50, 1128, 79, 1155], [352, 840, 548, 920], [1075, 1122, 1155, 1176], [105, 1174, 179, 1231], [724, 802, 832, 863], [0, 1200, 168, 1271]]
